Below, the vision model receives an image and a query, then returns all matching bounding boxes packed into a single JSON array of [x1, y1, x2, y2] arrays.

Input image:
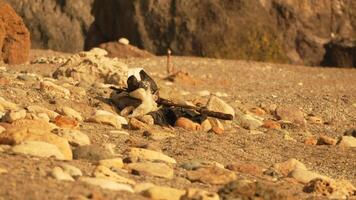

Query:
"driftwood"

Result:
[[156, 97, 233, 121]]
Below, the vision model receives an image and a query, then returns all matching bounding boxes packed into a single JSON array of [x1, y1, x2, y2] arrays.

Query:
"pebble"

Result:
[[175, 117, 201, 131], [209, 118, 224, 134], [54, 115, 79, 129], [226, 162, 264, 177], [275, 105, 306, 126], [238, 114, 263, 130], [201, 119, 212, 132], [50, 166, 75, 181], [79, 177, 133, 192], [0, 167, 8, 174], [126, 162, 174, 179], [36, 113, 50, 122], [187, 166, 237, 185], [262, 120, 281, 129], [0, 97, 18, 111], [56, 129, 91, 146], [127, 147, 176, 164], [12, 141, 65, 160], [27, 106, 59, 121], [141, 186, 185, 200], [118, 37, 129, 45], [60, 163, 83, 178], [289, 168, 331, 184], [317, 135, 337, 145], [73, 145, 114, 161], [338, 136, 356, 147], [304, 137, 318, 145], [40, 81, 70, 98], [129, 118, 150, 130], [58, 107, 83, 121], [272, 158, 307, 177], [109, 130, 130, 136], [94, 165, 136, 185], [207, 96, 235, 118], [99, 158, 124, 170], [307, 116, 323, 124], [2, 109, 26, 123], [181, 188, 220, 200], [87, 110, 127, 129], [198, 90, 211, 97], [0, 125, 5, 134], [143, 130, 175, 141], [137, 115, 154, 125], [248, 107, 266, 116]]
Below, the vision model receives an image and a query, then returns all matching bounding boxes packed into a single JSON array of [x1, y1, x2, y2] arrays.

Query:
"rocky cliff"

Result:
[[5, 0, 356, 67]]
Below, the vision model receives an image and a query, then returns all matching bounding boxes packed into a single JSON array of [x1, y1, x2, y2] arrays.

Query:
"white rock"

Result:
[[51, 166, 74, 181], [128, 88, 158, 117], [87, 110, 127, 129], [58, 129, 91, 146], [58, 107, 83, 121], [2, 109, 27, 123], [12, 141, 65, 160], [338, 136, 356, 147], [289, 169, 331, 184], [79, 177, 134, 192], [198, 90, 211, 97], [36, 113, 50, 122], [27, 106, 59, 121], [94, 165, 136, 185], [60, 163, 83, 178], [118, 38, 130, 45], [128, 148, 176, 164], [40, 81, 71, 98], [207, 96, 235, 118]]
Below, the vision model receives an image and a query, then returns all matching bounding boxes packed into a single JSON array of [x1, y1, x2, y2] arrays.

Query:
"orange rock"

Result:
[[0, 2, 30, 64], [249, 107, 266, 116], [175, 117, 201, 131], [226, 162, 264, 177], [212, 127, 224, 135], [129, 118, 150, 130], [262, 120, 281, 129], [304, 137, 318, 145], [55, 115, 79, 129]]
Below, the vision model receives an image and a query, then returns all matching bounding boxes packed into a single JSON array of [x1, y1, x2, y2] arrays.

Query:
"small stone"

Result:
[[207, 96, 235, 118], [129, 118, 150, 130], [248, 107, 266, 116], [238, 114, 263, 130], [289, 169, 330, 184], [99, 158, 124, 170], [0, 97, 18, 111], [54, 115, 79, 129], [60, 163, 83, 178], [187, 166, 237, 185], [262, 120, 281, 130], [304, 137, 318, 145], [317, 135, 337, 145], [51, 166, 75, 181], [201, 119, 212, 132], [275, 105, 306, 126], [0, 167, 8, 174], [118, 38, 129, 45], [109, 130, 130, 136], [304, 178, 356, 199], [226, 162, 264, 177], [58, 107, 83, 121], [127, 147, 176, 164], [141, 186, 185, 200], [307, 116, 323, 124], [272, 158, 307, 177], [36, 113, 50, 122], [137, 115, 154, 125], [57, 129, 90, 146], [79, 177, 133, 192], [87, 110, 127, 129], [144, 130, 175, 141], [40, 81, 70, 98], [73, 145, 114, 161], [126, 162, 174, 179], [27, 106, 59, 121], [175, 117, 201, 131], [94, 165, 136, 185], [181, 188, 220, 200], [12, 141, 65, 160], [209, 118, 224, 134], [2, 109, 26, 123], [198, 90, 211, 97], [338, 136, 356, 147]]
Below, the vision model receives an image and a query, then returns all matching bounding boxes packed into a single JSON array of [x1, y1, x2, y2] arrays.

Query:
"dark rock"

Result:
[[0, 1, 30, 64], [344, 128, 356, 137], [321, 39, 356, 68], [5, 0, 94, 52]]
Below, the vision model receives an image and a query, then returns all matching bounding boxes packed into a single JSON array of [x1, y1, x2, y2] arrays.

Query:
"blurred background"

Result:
[[4, 0, 356, 68]]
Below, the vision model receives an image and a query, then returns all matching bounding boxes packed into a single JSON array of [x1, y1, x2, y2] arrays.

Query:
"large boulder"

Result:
[[321, 39, 356, 68], [4, 0, 94, 53], [85, 0, 356, 67], [0, 1, 30, 64]]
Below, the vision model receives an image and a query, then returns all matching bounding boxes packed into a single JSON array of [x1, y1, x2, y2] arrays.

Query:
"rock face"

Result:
[[5, 0, 94, 53], [0, 1, 30, 64], [85, 0, 356, 67]]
